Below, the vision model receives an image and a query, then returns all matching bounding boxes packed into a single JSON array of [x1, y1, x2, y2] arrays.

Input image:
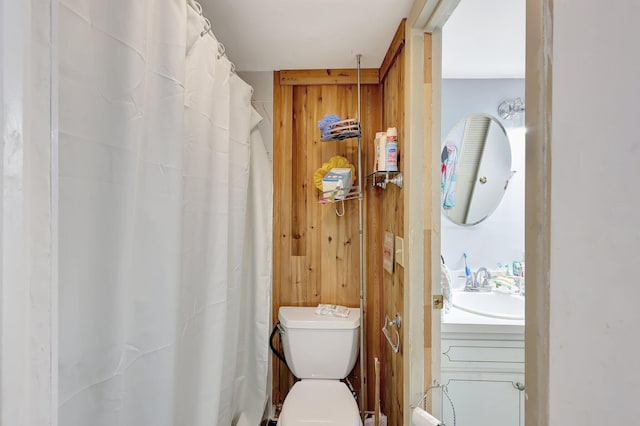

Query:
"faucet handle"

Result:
[[475, 267, 491, 288], [464, 272, 476, 290]]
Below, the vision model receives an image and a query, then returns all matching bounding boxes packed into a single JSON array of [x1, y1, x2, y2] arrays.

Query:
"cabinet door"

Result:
[[441, 372, 524, 426]]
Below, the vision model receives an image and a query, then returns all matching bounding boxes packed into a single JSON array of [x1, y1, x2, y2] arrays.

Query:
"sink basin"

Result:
[[451, 290, 524, 320]]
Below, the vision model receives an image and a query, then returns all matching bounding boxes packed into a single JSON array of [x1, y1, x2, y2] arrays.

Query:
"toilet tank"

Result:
[[278, 306, 360, 379]]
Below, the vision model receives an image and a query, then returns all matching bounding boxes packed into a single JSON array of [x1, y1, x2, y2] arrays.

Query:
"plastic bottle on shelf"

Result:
[[374, 131, 386, 172], [385, 127, 398, 172]]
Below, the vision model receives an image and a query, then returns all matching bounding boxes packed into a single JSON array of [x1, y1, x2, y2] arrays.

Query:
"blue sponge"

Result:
[[318, 114, 342, 138]]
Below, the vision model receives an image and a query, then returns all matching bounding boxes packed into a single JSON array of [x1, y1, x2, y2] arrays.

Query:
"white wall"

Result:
[[440, 79, 525, 276], [547, 1, 640, 424]]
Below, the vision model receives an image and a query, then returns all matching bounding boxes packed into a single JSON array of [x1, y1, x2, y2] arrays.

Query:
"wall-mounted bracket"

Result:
[[382, 312, 401, 353], [367, 171, 403, 189]]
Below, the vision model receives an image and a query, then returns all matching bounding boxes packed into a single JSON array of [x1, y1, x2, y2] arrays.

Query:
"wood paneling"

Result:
[[279, 69, 380, 86], [379, 19, 406, 83], [380, 33, 405, 426], [272, 22, 416, 425], [272, 72, 383, 411], [273, 72, 295, 408], [362, 85, 384, 413]]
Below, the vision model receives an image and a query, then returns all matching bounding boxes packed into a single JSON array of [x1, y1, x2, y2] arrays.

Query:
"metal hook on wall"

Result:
[[498, 97, 525, 120]]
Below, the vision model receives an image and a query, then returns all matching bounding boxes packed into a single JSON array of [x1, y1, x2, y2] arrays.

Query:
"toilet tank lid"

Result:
[[278, 306, 360, 329]]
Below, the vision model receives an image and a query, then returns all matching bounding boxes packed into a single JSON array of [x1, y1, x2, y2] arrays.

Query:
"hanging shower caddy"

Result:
[[318, 117, 362, 205]]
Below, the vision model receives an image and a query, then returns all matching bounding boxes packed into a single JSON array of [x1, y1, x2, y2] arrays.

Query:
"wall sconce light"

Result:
[[498, 98, 525, 120]]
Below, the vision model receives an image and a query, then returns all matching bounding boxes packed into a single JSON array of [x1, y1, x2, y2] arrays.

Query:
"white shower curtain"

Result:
[[1, 1, 56, 424], [58, 1, 271, 425]]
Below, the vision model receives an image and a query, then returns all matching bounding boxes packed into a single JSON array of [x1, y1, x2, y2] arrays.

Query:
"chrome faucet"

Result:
[[475, 267, 491, 289], [464, 267, 491, 291]]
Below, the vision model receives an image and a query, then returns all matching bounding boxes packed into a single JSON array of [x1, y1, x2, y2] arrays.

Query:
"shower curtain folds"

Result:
[[57, 1, 271, 425]]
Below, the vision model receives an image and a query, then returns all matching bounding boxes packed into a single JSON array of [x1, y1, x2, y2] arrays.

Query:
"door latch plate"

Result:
[[433, 294, 444, 310]]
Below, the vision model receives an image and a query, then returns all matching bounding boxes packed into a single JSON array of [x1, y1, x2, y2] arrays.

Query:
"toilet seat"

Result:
[[277, 380, 362, 426]]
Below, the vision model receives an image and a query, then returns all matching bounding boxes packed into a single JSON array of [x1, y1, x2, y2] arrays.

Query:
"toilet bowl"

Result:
[[276, 306, 362, 426], [278, 380, 361, 425]]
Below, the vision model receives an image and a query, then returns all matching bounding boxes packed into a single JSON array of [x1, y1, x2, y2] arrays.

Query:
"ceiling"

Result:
[[200, 0, 525, 78], [200, 0, 414, 71], [442, 0, 525, 78]]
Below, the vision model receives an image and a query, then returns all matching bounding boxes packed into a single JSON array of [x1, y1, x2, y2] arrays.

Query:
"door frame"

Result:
[[400, 24, 433, 425], [404, 1, 550, 425], [402, 2, 460, 424]]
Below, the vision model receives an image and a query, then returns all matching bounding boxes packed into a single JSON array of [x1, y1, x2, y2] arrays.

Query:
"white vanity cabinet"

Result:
[[441, 324, 525, 426]]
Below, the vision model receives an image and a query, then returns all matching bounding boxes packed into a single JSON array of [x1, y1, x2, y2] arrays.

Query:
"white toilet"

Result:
[[277, 306, 363, 426]]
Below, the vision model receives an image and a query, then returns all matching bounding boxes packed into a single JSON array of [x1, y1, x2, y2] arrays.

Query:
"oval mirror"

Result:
[[441, 113, 512, 226]]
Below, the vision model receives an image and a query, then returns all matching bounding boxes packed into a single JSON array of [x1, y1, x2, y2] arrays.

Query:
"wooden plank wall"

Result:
[[380, 20, 406, 426], [272, 71, 384, 412], [272, 20, 411, 425]]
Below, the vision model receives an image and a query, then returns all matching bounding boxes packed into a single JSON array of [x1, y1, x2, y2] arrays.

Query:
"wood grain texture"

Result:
[[362, 85, 384, 410], [272, 73, 383, 411], [379, 19, 406, 83], [424, 32, 433, 84], [423, 32, 434, 409], [380, 38, 405, 426], [279, 68, 380, 86], [273, 72, 294, 406], [291, 86, 308, 257]]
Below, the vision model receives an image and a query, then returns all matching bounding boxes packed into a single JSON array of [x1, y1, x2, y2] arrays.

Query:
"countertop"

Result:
[[441, 306, 524, 335]]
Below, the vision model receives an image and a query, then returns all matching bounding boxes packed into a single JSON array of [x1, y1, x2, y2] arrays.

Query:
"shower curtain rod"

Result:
[[187, 0, 237, 74]]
